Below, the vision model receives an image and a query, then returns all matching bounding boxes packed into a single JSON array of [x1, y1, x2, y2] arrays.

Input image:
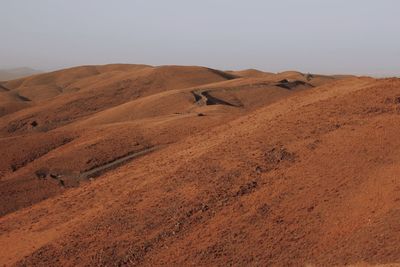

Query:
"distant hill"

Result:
[[0, 67, 41, 81]]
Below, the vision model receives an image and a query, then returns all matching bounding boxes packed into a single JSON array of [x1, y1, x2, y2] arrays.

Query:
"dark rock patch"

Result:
[[264, 145, 296, 170], [35, 168, 48, 179], [235, 181, 258, 197], [276, 79, 313, 90]]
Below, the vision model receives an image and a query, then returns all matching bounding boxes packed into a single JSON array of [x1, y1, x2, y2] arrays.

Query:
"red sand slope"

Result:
[[1, 64, 399, 266]]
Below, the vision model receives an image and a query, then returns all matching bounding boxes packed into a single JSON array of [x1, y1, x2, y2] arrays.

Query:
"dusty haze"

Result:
[[1, 0, 399, 76]]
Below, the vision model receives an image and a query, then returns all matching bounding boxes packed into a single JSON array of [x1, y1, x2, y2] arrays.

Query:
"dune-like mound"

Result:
[[226, 69, 274, 78], [1, 64, 399, 266]]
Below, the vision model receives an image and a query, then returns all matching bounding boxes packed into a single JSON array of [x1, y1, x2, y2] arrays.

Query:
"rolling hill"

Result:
[[1, 64, 399, 266]]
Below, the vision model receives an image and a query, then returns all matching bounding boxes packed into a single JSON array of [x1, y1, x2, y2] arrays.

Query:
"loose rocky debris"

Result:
[[235, 181, 258, 197], [306, 139, 321, 150], [384, 96, 400, 105], [264, 145, 296, 170], [255, 166, 264, 174], [257, 203, 271, 216], [34, 168, 48, 179]]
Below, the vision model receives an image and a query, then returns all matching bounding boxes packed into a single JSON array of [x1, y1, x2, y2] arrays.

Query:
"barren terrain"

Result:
[[1, 64, 400, 266]]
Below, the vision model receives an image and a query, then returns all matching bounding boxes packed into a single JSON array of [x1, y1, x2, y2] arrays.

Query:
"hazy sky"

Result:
[[1, 0, 399, 76]]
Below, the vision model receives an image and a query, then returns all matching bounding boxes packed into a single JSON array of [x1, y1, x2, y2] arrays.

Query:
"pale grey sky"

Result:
[[0, 0, 399, 76]]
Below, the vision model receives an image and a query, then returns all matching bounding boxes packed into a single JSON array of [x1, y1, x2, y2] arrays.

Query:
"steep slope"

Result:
[[1, 74, 400, 266]]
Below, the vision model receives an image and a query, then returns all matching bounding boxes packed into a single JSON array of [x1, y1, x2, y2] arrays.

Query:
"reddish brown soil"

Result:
[[1, 64, 400, 266]]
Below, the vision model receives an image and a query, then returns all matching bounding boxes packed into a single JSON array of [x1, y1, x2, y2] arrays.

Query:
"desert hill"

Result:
[[0, 64, 322, 215], [226, 69, 274, 78], [0, 64, 399, 266]]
